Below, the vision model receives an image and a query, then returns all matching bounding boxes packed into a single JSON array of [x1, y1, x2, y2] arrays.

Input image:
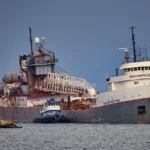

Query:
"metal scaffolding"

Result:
[[34, 73, 96, 97]]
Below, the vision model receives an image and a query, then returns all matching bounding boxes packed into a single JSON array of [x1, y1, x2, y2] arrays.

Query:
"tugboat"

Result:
[[33, 98, 69, 123]]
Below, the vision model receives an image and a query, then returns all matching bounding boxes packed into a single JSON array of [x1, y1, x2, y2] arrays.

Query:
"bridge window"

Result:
[[124, 66, 150, 72]]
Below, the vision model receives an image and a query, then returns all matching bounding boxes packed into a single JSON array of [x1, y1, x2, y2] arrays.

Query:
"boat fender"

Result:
[[54, 114, 61, 120]]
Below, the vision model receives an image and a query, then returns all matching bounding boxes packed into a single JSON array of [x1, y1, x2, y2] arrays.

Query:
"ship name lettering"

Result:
[[103, 99, 120, 105], [129, 74, 150, 78]]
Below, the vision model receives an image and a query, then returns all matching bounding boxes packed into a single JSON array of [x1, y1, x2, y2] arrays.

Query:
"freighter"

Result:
[[0, 27, 96, 123], [1, 26, 150, 123]]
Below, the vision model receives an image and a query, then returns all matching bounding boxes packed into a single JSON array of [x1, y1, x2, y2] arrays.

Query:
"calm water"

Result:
[[0, 123, 150, 150]]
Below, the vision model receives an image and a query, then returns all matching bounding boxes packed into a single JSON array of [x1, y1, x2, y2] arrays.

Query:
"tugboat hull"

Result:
[[33, 113, 69, 123]]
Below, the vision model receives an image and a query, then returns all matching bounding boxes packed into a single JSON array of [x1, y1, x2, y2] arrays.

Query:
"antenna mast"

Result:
[[29, 26, 33, 55], [144, 42, 148, 61], [130, 26, 136, 62]]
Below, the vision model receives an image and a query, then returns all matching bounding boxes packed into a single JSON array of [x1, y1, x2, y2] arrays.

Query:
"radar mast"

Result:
[[119, 48, 129, 63], [130, 26, 136, 62]]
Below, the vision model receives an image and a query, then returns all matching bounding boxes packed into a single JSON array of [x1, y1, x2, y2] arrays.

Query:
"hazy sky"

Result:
[[0, 0, 150, 91]]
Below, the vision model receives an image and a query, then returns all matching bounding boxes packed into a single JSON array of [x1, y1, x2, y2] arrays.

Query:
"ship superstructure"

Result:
[[97, 27, 150, 107], [1, 27, 96, 110]]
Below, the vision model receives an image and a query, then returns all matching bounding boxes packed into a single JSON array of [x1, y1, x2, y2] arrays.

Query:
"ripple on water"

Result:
[[0, 124, 150, 150]]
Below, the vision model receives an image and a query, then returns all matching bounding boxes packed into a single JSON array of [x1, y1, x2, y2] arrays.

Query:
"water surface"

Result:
[[0, 123, 150, 150]]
